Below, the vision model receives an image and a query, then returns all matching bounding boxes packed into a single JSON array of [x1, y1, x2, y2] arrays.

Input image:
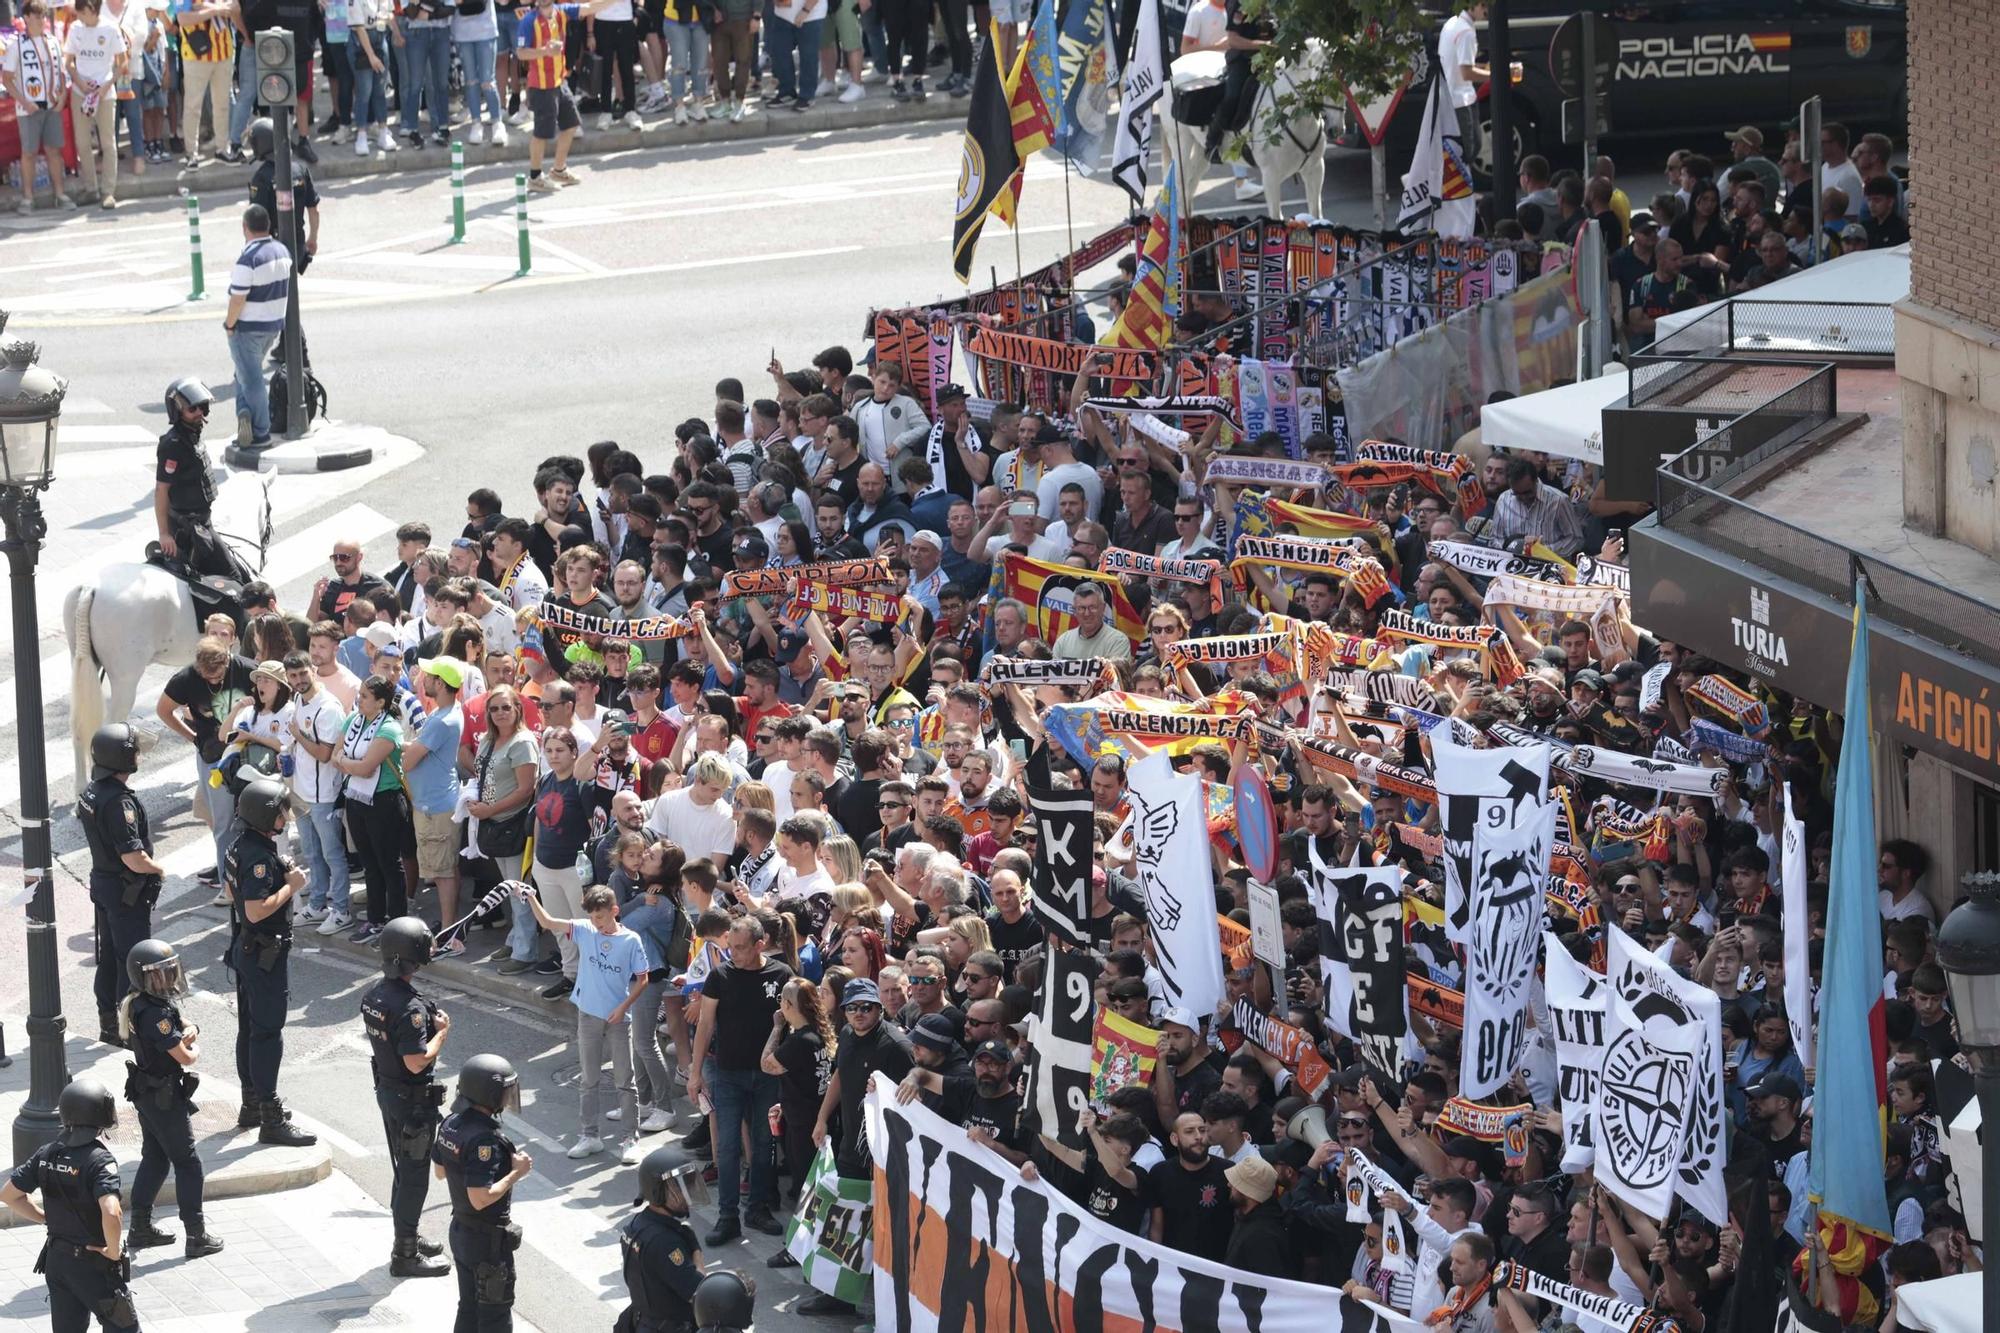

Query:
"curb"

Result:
[[0, 1138, 331, 1229], [311, 915, 571, 1022], [104, 93, 964, 205], [224, 435, 374, 473]]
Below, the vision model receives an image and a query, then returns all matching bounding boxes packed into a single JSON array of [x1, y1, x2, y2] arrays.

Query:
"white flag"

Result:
[[1397, 75, 1476, 239], [1781, 785, 1815, 1078], [1543, 932, 1606, 1173], [1127, 753, 1224, 1019], [1110, 0, 1164, 204]]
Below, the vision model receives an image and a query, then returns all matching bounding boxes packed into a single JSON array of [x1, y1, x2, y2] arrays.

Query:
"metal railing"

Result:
[[1640, 298, 1896, 363]]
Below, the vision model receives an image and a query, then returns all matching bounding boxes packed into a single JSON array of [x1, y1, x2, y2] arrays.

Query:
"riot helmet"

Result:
[[693, 1271, 756, 1333], [379, 916, 436, 979], [456, 1053, 522, 1116], [89, 723, 140, 779], [126, 938, 188, 998], [236, 779, 289, 835], [57, 1077, 118, 1147]]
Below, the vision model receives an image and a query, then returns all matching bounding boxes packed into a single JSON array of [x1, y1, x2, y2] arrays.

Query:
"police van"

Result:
[[1377, 0, 1906, 168]]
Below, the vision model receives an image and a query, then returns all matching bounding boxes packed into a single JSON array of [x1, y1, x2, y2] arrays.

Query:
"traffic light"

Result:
[[255, 28, 295, 107]]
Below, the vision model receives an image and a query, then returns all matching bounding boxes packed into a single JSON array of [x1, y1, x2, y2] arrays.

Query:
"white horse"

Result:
[[1158, 41, 1330, 222], [63, 495, 270, 780]]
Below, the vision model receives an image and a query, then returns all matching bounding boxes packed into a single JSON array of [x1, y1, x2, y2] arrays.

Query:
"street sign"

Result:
[[1233, 765, 1279, 882], [1343, 67, 1416, 147], [1561, 97, 1611, 145], [1548, 12, 1613, 100]]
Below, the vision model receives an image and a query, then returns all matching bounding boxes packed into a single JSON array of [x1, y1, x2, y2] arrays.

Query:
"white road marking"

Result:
[[61, 424, 158, 447]]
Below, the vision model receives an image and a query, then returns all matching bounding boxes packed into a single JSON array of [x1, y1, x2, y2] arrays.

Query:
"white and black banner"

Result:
[[1594, 926, 1728, 1224], [1128, 753, 1224, 1020], [1027, 946, 1100, 1153], [1203, 455, 1336, 490], [1308, 855, 1408, 1082], [1560, 742, 1730, 797], [982, 656, 1113, 688], [1324, 668, 1440, 712], [1492, 1260, 1681, 1333], [1780, 786, 1815, 1076], [1027, 787, 1095, 949], [1109, 0, 1163, 204], [1433, 728, 1554, 1099], [1426, 540, 1568, 584], [1575, 554, 1632, 595], [1542, 932, 1606, 1174]]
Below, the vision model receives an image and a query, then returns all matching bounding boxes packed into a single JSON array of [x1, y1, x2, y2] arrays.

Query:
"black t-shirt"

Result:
[[937, 1078, 1026, 1154], [1608, 243, 1654, 296], [248, 160, 321, 256], [1166, 1055, 1223, 1118], [155, 423, 217, 514], [834, 1021, 915, 1167], [164, 655, 258, 761], [1080, 1154, 1149, 1234], [705, 960, 794, 1071], [835, 777, 882, 847], [693, 525, 735, 578], [983, 909, 1045, 980], [1147, 1156, 1234, 1261], [533, 774, 595, 870], [776, 1027, 831, 1111], [819, 456, 866, 510], [8, 1141, 120, 1247], [316, 572, 392, 624]]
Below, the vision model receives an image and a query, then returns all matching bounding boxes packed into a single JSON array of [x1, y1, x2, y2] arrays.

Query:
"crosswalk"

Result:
[[0, 390, 423, 854]]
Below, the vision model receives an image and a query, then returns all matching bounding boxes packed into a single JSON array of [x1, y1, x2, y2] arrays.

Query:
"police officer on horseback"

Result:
[[617, 1146, 706, 1333], [154, 376, 255, 584], [0, 1077, 139, 1331], [121, 938, 226, 1260], [226, 778, 318, 1148], [433, 1054, 532, 1332], [77, 723, 165, 1049], [361, 916, 453, 1279]]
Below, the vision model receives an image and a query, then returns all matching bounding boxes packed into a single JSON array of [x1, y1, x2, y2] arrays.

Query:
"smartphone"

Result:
[[1008, 738, 1027, 762]]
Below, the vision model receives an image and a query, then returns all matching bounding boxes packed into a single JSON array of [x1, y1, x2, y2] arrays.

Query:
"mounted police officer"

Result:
[[433, 1054, 532, 1332], [692, 1271, 755, 1333], [120, 938, 225, 1260], [153, 376, 253, 583], [77, 723, 165, 1049], [361, 915, 452, 1279], [0, 1077, 138, 1331], [226, 778, 317, 1148], [616, 1146, 705, 1333]]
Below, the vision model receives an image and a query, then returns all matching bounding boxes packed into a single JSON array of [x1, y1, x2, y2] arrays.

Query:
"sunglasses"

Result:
[[962, 972, 992, 984], [906, 976, 942, 987], [881, 801, 909, 811], [843, 1001, 881, 1013]]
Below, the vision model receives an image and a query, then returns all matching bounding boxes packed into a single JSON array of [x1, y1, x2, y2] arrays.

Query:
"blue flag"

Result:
[[1807, 575, 1892, 1241]]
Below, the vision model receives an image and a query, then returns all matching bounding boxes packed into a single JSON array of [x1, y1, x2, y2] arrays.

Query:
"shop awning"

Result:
[[1476, 365, 1629, 466]]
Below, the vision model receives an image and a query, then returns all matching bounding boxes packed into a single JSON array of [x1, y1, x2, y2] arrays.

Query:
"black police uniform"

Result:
[[126, 992, 206, 1234], [8, 1137, 138, 1331], [361, 975, 444, 1242], [616, 1208, 702, 1333], [227, 827, 294, 1104], [77, 775, 158, 1030], [433, 1106, 522, 1332], [155, 419, 250, 583], [248, 156, 318, 366]]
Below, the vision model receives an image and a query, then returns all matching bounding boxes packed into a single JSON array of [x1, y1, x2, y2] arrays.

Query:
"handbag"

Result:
[[473, 743, 532, 859]]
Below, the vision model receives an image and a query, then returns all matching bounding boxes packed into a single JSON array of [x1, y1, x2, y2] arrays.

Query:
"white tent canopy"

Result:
[[1476, 364, 1629, 465], [1892, 1273, 1981, 1333], [1651, 243, 1909, 352]]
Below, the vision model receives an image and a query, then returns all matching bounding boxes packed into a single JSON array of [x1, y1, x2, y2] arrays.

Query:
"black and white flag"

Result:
[[1127, 753, 1224, 1019], [1594, 925, 1728, 1224], [1434, 728, 1554, 1098], [1027, 786, 1094, 949], [1543, 931, 1606, 1173], [1027, 946, 1100, 1153], [1308, 851, 1408, 1081], [1109, 0, 1164, 204]]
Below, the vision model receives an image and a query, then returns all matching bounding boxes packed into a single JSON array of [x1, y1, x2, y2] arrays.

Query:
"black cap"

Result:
[[732, 533, 769, 560], [1572, 668, 1605, 692], [1262, 1138, 1314, 1171], [938, 382, 968, 402], [1745, 1073, 1802, 1102], [1330, 1065, 1369, 1090], [971, 1039, 1011, 1064], [911, 1014, 958, 1052]]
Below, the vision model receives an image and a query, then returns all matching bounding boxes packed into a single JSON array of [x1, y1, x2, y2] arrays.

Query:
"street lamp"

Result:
[[0, 312, 69, 1164], [1938, 869, 2000, 1330]]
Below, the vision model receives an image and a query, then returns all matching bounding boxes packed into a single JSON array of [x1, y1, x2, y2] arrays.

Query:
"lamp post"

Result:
[[1938, 869, 2000, 1330], [0, 312, 69, 1164]]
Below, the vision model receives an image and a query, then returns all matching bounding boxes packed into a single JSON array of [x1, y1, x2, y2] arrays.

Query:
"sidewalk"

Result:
[[100, 91, 961, 205], [311, 906, 573, 1021], [0, 1167, 545, 1331]]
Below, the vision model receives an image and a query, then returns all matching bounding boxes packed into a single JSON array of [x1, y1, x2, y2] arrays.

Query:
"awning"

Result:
[[1892, 1274, 1981, 1333], [1476, 364, 1629, 465], [1651, 243, 1909, 352]]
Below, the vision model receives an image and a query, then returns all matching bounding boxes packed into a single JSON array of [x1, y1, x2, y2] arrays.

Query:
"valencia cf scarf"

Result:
[[530, 602, 696, 643], [1377, 610, 1526, 685], [722, 557, 888, 599]]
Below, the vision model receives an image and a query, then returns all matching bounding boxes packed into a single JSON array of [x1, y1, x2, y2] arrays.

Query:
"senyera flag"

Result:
[[999, 551, 1143, 644]]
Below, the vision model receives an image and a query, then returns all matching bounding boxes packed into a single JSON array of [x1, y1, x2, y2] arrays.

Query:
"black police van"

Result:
[[1375, 1, 1906, 168]]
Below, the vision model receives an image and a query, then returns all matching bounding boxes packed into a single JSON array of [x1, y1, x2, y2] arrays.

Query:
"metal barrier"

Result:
[[1638, 298, 1895, 364]]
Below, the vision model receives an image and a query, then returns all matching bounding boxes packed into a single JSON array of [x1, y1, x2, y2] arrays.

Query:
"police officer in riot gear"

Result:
[[226, 778, 318, 1148], [361, 915, 452, 1279], [153, 376, 254, 583], [120, 939, 225, 1259], [77, 723, 165, 1049], [248, 116, 318, 373], [0, 1077, 138, 1331], [616, 1146, 706, 1333], [433, 1054, 532, 1332], [692, 1271, 756, 1333]]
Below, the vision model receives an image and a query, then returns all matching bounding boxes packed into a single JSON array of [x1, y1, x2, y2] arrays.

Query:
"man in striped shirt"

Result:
[[222, 205, 292, 449]]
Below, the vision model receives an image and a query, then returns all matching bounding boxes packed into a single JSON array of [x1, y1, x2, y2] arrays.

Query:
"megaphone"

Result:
[[1287, 1103, 1331, 1150]]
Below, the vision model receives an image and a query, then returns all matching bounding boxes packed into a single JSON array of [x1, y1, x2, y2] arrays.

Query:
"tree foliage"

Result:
[[1240, 0, 1431, 133]]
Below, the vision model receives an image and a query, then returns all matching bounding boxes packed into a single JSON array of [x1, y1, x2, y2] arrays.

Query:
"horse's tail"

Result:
[[67, 583, 105, 778]]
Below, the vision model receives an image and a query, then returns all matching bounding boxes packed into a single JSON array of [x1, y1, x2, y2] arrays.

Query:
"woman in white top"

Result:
[[211, 661, 297, 898]]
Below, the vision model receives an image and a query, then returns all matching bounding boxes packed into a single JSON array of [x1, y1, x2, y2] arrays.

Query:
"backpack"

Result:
[[268, 365, 328, 436]]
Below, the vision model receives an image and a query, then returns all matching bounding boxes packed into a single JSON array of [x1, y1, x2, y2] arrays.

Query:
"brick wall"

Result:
[[1908, 0, 2000, 326]]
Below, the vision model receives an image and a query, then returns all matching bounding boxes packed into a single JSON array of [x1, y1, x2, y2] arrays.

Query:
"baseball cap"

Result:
[[1840, 222, 1868, 243], [732, 533, 769, 560], [842, 979, 882, 1008], [775, 627, 809, 665], [909, 529, 943, 550], [418, 657, 466, 689], [938, 382, 969, 403], [362, 623, 401, 650], [1262, 1138, 1314, 1171], [1157, 1006, 1199, 1033], [971, 1039, 1011, 1064], [1745, 1073, 1802, 1102], [1572, 668, 1605, 693], [1224, 1155, 1278, 1203], [1330, 1065, 1370, 1090], [1725, 125, 1765, 149], [1629, 211, 1660, 234], [911, 1014, 958, 1053]]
